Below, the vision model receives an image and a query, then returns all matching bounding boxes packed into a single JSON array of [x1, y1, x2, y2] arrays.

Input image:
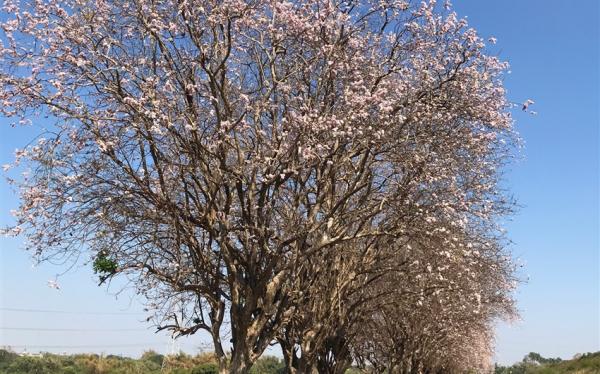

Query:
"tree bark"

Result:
[[229, 349, 252, 374]]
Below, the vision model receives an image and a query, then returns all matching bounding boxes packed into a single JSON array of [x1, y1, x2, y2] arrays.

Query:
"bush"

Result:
[[192, 363, 220, 374], [5, 356, 61, 374], [250, 356, 285, 374], [142, 350, 165, 366], [0, 349, 18, 371]]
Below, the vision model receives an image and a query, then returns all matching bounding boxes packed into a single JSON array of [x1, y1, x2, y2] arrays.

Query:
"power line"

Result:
[[0, 307, 142, 315], [1, 327, 147, 332], [6, 343, 162, 349]]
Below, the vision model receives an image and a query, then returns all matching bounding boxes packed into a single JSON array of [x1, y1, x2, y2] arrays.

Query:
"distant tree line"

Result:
[[494, 351, 600, 374], [2, 349, 599, 374], [0, 349, 289, 374]]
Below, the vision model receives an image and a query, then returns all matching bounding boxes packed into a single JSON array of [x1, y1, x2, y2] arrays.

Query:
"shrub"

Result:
[[141, 350, 165, 366], [192, 363, 220, 374]]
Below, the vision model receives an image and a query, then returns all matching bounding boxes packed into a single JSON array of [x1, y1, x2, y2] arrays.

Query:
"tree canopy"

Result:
[[1, 0, 518, 373]]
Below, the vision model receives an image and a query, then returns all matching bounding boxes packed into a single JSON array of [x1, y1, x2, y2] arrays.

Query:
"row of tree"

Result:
[[1, 0, 518, 373]]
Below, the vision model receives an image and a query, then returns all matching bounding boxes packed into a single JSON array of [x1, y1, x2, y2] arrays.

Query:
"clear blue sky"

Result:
[[0, 0, 598, 365]]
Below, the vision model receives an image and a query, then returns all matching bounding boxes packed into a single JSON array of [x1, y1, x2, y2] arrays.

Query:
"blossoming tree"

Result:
[[1, 0, 517, 372]]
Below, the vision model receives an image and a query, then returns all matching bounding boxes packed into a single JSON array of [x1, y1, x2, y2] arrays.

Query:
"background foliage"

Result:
[[2, 349, 599, 374], [0, 349, 285, 374], [494, 351, 600, 374]]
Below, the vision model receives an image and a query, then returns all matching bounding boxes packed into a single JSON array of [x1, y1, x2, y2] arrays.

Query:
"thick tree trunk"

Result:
[[280, 346, 314, 374], [229, 350, 252, 374], [298, 360, 314, 374]]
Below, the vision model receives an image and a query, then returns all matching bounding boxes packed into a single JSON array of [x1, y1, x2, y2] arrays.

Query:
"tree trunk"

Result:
[[210, 301, 228, 374], [215, 346, 229, 374], [298, 360, 314, 374], [279, 338, 299, 374], [229, 348, 252, 374]]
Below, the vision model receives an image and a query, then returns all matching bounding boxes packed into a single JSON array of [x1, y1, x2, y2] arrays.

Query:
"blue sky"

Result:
[[451, 0, 599, 363], [0, 0, 598, 365]]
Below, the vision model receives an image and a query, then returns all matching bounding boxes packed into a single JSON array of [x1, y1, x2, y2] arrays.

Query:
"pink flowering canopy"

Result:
[[1, 0, 517, 372]]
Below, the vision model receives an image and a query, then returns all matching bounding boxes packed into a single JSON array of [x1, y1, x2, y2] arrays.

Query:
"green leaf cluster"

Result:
[[92, 252, 118, 283]]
